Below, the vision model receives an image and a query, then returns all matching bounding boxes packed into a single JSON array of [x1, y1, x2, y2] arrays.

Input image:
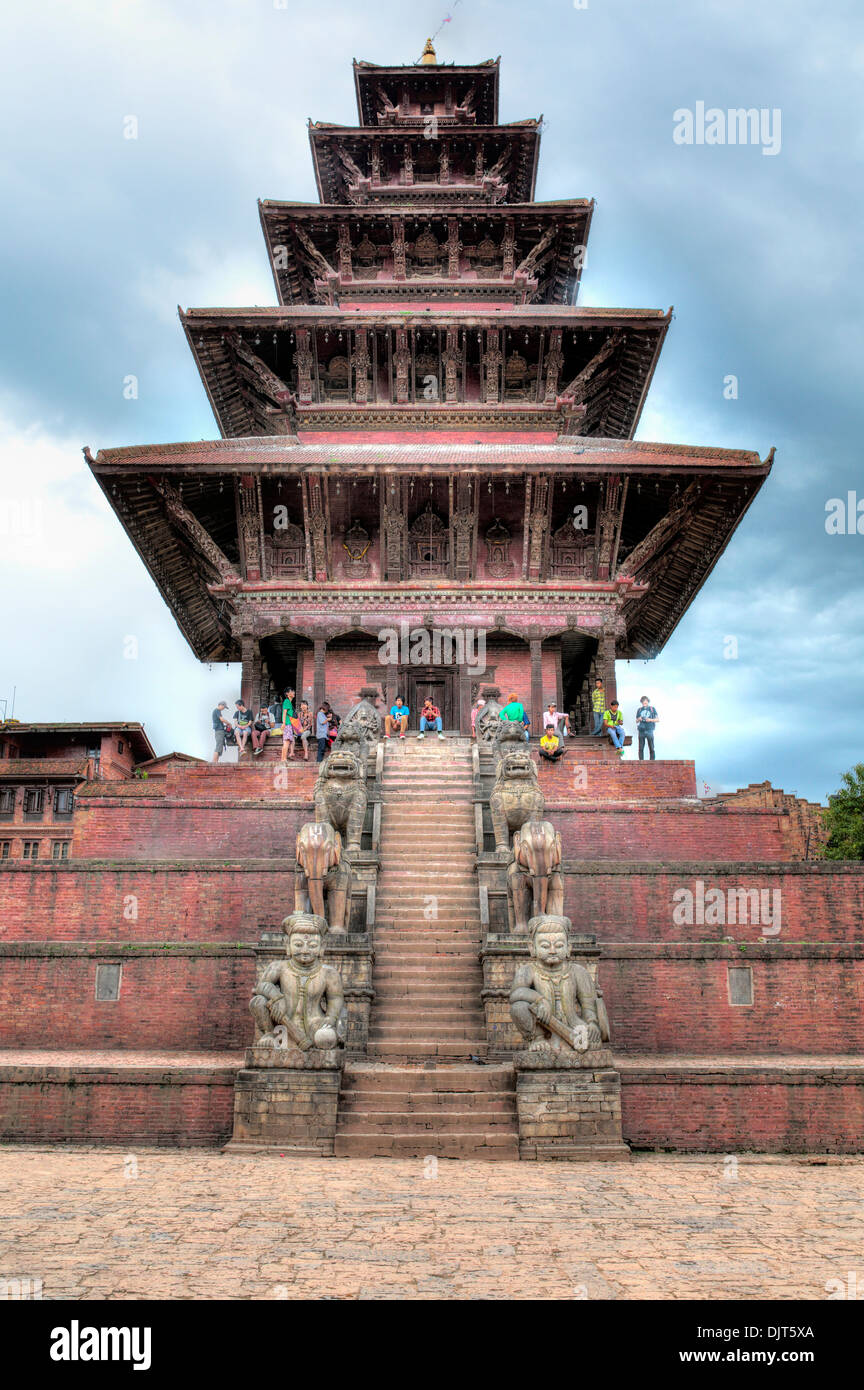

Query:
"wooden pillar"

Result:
[[240, 635, 262, 711], [458, 664, 473, 737], [385, 662, 397, 713], [529, 637, 543, 740], [599, 632, 618, 706], [313, 638, 327, 715]]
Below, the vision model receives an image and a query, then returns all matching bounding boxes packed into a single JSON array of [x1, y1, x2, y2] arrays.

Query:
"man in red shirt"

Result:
[[418, 698, 444, 740]]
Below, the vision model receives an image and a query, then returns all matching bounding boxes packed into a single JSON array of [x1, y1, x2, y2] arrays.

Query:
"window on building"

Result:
[[22, 841, 40, 860], [727, 966, 754, 1007], [54, 788, 75, 816], [23, 789, 45, 816], [117, 740, 124, 754], [95, 964, 122, 1002], [51, 841, 70, 861], [0, 787, 15, 818], [0, 841, 10, 860]]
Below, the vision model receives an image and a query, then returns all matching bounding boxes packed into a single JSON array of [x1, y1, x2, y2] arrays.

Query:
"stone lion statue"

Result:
[[489, 746, 545, 851], [313, 748, 367, 855]]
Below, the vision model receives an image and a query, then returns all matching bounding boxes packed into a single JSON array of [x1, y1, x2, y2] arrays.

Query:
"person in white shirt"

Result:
[[542, 702, 570, 740]]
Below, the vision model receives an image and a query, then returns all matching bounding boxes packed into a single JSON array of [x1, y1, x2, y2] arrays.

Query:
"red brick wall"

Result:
[[556, 806, 789, 861], [601, 952, 864, 1054], [542, 759, 698, 799], [563, 864, 864, 942], [0, 865, 299, 941], [71, 761, 317, 860], [0, 1066, 236, 1146], [620, 1064, 864, 1153], [0, 952, 253, 1049]]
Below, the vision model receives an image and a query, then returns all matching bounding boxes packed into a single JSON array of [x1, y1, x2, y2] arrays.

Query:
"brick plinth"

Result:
[[0, 1050, 239, 1146], [227, 1050, 342, 1155], [515, 1049, 630, 1160], [619, 1055, 864, 1153]]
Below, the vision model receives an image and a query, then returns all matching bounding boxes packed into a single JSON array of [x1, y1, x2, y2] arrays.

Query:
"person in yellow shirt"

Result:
[[539, 728, 565, 763]]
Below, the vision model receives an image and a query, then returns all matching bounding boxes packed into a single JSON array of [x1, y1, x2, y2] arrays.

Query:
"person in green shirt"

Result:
[[603, 700, 626, 753], [499, 693, 524, 722]]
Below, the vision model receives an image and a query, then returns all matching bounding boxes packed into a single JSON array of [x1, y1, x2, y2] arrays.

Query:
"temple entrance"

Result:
[[560, 632, 599, 733], [403, 668, 457, 730]]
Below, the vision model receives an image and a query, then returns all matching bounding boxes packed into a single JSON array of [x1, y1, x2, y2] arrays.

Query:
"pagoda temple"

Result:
[[3, 47, 863, 1164], [86, 44, 772, 729]]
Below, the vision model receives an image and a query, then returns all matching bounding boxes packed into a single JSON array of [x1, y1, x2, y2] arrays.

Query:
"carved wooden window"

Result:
[[408, 504, 449, 577], [54, 788, 74, 817], [322, 354, 351, 401], [52, 840, 70, 860], [484, 519, 512, 578], [0, 841, 10, 859], [410, 229, 443, 276], [23, 788, 44, 816], [22, 840, 39, 859], [472, 235, 499, 278], [265, 520, 306, 577], [550, 517, 593, 579], [0, 787, 14, 818], [354, 236, 381, 279]]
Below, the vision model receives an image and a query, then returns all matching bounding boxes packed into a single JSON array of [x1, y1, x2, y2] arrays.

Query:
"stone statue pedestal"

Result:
[[514, 1048, 630, 1161], [225, 1047, 343, 1156]]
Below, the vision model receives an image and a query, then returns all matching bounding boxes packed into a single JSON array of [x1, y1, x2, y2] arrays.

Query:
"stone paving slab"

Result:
[[0, 1147, 862, 1300]]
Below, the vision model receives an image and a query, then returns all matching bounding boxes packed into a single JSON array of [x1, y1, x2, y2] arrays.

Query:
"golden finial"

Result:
[[420, 37, 437, 65]]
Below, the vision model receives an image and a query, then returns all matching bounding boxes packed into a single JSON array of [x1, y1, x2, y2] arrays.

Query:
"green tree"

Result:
[[823, 763, 864, 860]]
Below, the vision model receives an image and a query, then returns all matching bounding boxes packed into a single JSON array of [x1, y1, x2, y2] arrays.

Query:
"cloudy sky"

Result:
[[1, 0, 861, 799]]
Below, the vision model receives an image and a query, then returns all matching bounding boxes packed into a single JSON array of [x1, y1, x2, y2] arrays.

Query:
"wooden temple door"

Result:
[[405, 669, 455, 730]]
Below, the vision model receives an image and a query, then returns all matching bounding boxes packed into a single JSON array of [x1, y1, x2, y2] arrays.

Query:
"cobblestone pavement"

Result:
[[1, 1147, 861, 1300]]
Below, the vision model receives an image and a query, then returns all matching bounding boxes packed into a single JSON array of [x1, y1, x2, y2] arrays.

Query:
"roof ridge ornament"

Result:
[[419, 37, 437, 65]]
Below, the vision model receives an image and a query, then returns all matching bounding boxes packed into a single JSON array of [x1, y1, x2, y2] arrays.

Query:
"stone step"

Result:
[[333, 1132, 519, 1159], [371, 1008, 486, 1023], [339, 1091, 513, 1113], [370, 1020, 486, 1038], [367, 1041, 488, 1060], [337, 1111, 515, 1134], [343, 1064, 513, 1091]]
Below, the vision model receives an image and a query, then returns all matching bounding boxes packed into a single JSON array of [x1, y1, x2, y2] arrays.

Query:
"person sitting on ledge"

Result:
[[470, 696, 486, 739], [499, 692, 524, 724], [539, 727, 565, 762], [384, 697, 409, 739], [295, 700, 313, 762], [603, 700, 626, 754], [418, 698, 444, 740], [234, 699, 253, 755], [251, 705, 274, 755], [315, 705, 331, 762]]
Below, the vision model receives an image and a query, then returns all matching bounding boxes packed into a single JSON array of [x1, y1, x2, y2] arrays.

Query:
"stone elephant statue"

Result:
[[507, 820, 564, 933], [294, 821, 351, 933]]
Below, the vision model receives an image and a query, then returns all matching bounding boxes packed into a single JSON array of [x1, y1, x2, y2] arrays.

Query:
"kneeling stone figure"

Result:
[[510, 914, 606, 1053], [250, 911, 346, 1051]]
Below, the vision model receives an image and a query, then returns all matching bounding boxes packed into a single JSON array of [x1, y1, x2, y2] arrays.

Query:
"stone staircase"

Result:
[[335, 736, 518, 1159]]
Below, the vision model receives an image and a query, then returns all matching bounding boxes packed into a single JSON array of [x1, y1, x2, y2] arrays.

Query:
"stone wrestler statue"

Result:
[[510, 914, 603, 1053], [250, 911, 345, 1051]]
